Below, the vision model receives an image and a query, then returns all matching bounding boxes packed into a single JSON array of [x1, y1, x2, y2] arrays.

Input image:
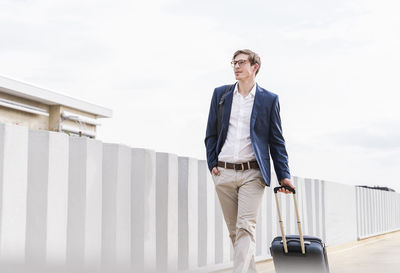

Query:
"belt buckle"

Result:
[[240, 163, 244, 171]]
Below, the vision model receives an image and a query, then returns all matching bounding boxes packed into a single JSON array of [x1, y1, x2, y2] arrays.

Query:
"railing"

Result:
[[356, 186, 400, 239], [0, 123, 399, 272]]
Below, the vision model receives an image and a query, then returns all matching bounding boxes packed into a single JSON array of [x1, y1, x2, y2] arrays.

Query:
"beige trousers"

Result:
[[212, 167, 266, 273]]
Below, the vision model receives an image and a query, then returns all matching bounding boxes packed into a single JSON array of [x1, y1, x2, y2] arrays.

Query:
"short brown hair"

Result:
[[233, 49, 261, 75]]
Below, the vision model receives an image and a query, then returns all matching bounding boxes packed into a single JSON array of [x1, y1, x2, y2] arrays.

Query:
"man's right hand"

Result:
[[211, 166, 220, 176]]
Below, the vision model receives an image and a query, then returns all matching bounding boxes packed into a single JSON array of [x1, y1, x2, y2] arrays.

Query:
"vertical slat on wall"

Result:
[[372, 190, 376, 234], [386, 191, 389, 232], [394, 193, 397, 229], [309, 179, 316, 236], [0, 124, 28, 263], [298, 178, 308, 238], [156, 152, 178, 272], [384, 191, 388, 232], [371, 189, 375, 234], [102, 144, 117, 265], [363, 188, 368, 236], [355, 187, 360, 239], [357, 187, 364, 236], [197, 160, 215, 267], [46, 132, 69, 265], [178, 157, 198, 270], [390, 192, 394, 230], [295, 177, 305, 236], [368, 189, 371, 234], [26, 131, 69, 266], [314, 179, 321, 238], [205, 166, 215, 266], [304, 178, 313, 236], [367, 189, 372, 236], [67, 137, 103, 267], [363, 187, 368, 237], [378, 191, 382, 233], [323, 181, 358, 246], [67, 137, 86, 265], [102, 144, 131, 268], [321, 180, 327, 243], [131, 148, 156, 272], [26, 130, 50, 265], [396, 194, 399, 228], [392, 192, 396, 230], [378, 191, 381, 233], [198, 160, 207, 267], [84, 139, 103, 266], [214, 192, 223, 264]]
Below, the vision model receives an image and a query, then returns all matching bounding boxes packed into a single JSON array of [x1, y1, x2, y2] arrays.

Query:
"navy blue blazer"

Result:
[[204, 83, 290, 186]]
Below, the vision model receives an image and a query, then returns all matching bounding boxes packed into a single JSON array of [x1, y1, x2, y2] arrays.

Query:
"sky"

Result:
[[1, 0, 399, 191]]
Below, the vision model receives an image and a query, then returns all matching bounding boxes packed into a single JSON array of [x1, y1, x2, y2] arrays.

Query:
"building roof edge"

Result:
[[0, 75, 112, 118]]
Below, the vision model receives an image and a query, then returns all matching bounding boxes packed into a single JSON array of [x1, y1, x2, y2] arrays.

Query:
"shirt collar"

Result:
[[234, 82, 257, 98]]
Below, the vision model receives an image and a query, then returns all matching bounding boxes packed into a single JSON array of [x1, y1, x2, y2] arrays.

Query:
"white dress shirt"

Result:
[[218, 82, 257, 163]]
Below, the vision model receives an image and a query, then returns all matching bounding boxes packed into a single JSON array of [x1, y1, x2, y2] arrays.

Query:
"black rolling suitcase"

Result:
[[270, 186, 330, 273]]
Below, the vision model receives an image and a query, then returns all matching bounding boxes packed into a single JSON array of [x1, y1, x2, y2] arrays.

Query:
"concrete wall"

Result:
[[356, 186, 400, 239], [323, 181, 358, 246], [0, 122, 399, 272]]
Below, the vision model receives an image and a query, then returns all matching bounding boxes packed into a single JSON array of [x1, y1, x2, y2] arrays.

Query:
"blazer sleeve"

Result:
[[204, 88, 219, 172], [269, 95, 291, 182]]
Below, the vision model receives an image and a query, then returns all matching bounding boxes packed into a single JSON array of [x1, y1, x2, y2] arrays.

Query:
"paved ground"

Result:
[[216, 230, 400, 273]]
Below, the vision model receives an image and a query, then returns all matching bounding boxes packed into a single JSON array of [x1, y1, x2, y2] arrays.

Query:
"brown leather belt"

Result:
[[218, 160, 259, 171]]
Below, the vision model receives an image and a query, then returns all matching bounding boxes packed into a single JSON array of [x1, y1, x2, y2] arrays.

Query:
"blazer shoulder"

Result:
[[214, 84, 235, 95], [257, 85, 279, 101]]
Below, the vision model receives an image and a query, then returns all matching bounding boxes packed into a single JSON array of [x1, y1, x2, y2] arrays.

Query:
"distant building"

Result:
[[0, 75, 112, 138], [356, 185, 396, 192]]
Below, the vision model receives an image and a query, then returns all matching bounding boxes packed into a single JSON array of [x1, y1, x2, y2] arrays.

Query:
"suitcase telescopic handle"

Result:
[[273, 186, 305, 255], [274, 186, 296, 194]]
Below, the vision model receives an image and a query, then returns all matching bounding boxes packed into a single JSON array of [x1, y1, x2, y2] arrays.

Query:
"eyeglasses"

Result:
[[231, 59, 249, 67]]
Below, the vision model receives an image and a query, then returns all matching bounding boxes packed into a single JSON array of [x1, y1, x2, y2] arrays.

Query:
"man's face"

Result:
[[232, 53, 258, 81]]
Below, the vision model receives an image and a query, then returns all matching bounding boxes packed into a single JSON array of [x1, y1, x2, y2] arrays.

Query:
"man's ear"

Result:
[[253, 63, 259, 74]]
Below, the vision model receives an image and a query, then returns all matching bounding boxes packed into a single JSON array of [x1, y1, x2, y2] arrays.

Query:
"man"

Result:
[[204, 49, 294, 273]]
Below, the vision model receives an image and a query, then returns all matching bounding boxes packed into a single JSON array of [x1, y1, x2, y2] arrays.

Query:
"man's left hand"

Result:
[[278, 178, 295, 194]]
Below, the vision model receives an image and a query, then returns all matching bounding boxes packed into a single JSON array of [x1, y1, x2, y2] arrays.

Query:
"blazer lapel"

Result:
[[221, 83, 235, 132], [251, 84, 262, 131]]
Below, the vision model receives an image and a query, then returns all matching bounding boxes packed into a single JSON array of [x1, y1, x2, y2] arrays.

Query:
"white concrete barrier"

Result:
[[198, 160, 215, 267], [102, 144, 131, 267], [178, 157, 198, 270], [156, 152, 178, 272], [356, 186, 400, 239], [131, 148, 156, 272], [324, 181, 357, 246], [0, 122, 400, 272], [0, 124, 28, 263], [67, 137, 103, 267], [26, 131, 69, 266]]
